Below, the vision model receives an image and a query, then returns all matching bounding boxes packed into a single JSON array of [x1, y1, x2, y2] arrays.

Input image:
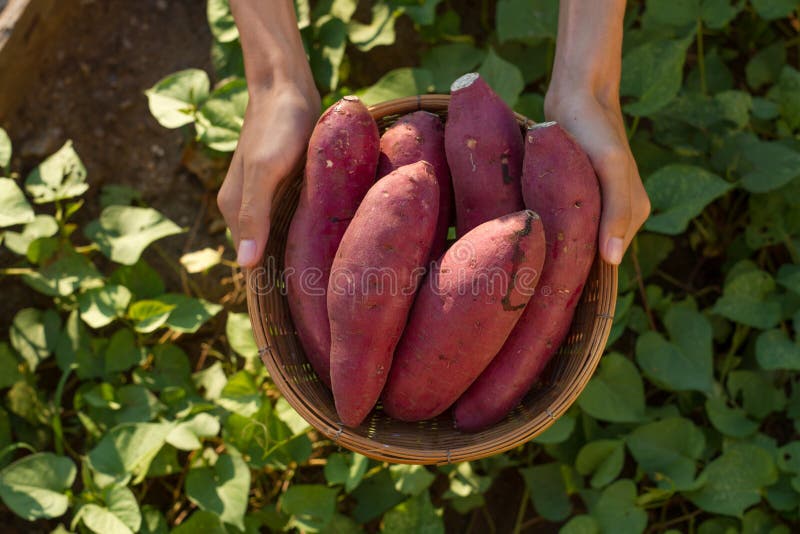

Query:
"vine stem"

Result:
[[631, 236, 657, 331], [511, 485, 530, 534], [52, 364, 76, 457], [0, 267, 34, 276], [628, 115, 641, 140], [696, 18, 707, 94], [720, 323, 750, 381]]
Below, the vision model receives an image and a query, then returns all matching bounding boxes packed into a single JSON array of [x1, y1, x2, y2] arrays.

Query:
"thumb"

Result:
[[594, 154, 632, 266], [236, 163, 277, 268]]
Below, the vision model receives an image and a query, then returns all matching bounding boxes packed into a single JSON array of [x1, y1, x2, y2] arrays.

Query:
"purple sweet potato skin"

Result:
[[445, 74, 524, 237], [453, 122, 600, 432], [381, 210, 546, 422], [377, 111, 452, 261], [328, 161, 439, 427], [285, 96, 380, 389]]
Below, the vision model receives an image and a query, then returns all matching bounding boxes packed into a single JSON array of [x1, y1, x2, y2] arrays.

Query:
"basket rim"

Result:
[[245, 94, 618, 465]]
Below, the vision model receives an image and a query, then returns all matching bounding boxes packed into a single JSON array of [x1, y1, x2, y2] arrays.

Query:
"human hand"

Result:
[[217, 83, 320, 267], [544, 90, 650, 266]]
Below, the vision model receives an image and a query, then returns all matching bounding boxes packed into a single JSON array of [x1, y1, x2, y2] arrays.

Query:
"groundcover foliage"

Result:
[[1, 0, 799, 531]]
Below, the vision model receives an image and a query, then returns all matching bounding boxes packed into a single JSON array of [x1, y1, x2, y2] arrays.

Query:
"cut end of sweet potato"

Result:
[[528, 121, 558, 131], [451, 72, 480, 92], [343, 95, 361, 102]]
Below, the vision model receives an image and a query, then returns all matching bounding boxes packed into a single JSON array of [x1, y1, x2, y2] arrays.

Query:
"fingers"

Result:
[[235, 158, 280, 267], [217, 148, 244, 247], [591, 146, 633, 265]]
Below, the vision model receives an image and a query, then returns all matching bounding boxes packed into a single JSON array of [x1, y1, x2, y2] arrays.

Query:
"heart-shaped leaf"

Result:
[[0, 178, 34, 228], [146, 69, 209, 128], [24, 141, 88, 203], [0, 453, 76, 520], [756, 329, 800, 370], [85, 206, 183, 266], [186, 453, 250, 530], [626, 417, 705, 490], [578, 353, 646, 423], [635, 307, 713, 393]]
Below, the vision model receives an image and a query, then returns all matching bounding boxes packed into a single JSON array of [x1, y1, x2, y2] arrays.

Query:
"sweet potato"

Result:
[[445, 73, 524, 237], [381, 210, 546, 422], [328, 161, 439, 427], [285, 96, 380, 388], [453, 121, 600, 432], [377, 111, 452, 261]]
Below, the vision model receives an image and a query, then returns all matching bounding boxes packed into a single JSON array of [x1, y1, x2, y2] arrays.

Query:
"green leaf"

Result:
[[10, 308, 60, 371], [0, 127, 10, 169], [644, 164, 732, 235], [756, 329, 800, 370], [309, 17, 347, 91], [226, 312, 258, 360], [85, 206, 183, 265], [591, 480, 647, 534], [576, 440, 626, 489], [217, 371, 261, 416], [145, 69, 210, 128], [180, 247, 222, 273], [751, 0, 798, 20], [0, 453, 76, 520], [140, 506, 168, 534], [24, 141, 88, 203], [421, 43, 486, 93], [532, 412, 576, 444], [496, 0, 559, 42], [777, 66, 800, 131], [642, 0, 698, 28], [23, 250, 104, 297], [193, 361, 228, 401], [621, 36, 692, 116], [389, 464, 436, 496], [712, 266, 782, 329], [128, 300, 175, 333], [0, 344, 22, 389], [393, 0, 441, 25], [171, 511, 226, 533], [133, 344, 193, 392], [739, 138, 800, 193], [104, 329, 144, 375], [635, 307, 713, 392], [325, 453, 369, 493], [746, 41, 786, 90], [157, 294, 222, 333], [560, 515, 599, 534], [280, 484, 338, 532], [109, 259, 164, 300], [196, 78, 248, 152], [626, 417, 705, 490], [478, 48, 525, 107], [728, 370, 786, 419], [206, 0, 238, 42], [6, 380, 49, 425], [351, 470, 406, 524], [348, 3, 398, 51], [76, 485, 141, 534], [578, 353, 646, 423], [87, 422, 174, 484], [3, 215, 58, 255], [520, 462, 572, 521], [686, 443, 778, 516], [100, 184, 142, 208], [381, 491, 444, 534], [700, 0, 744, 29], [777, 441, 800, 473], [78, 285, 132, 329], [166, 413, 220, 451], [705, 396, 760, 438], [716, 90, 752, 129], [358, 68, 434, 106], [186, 452, 250, 530], [0, 178, 34, 227]]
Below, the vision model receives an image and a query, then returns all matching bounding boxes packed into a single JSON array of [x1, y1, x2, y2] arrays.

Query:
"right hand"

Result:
[[217, 82, 321, 267]]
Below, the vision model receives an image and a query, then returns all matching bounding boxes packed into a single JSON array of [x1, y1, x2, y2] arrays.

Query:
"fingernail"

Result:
[[606, 237, 624, 265], [237, 240, 257, 266]]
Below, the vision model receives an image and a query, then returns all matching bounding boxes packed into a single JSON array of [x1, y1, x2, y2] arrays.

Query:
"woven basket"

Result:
[[246, 94, 617, 465]]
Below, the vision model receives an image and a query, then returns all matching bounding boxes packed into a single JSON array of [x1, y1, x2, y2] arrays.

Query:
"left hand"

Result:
[[544, 89, 650, 265]]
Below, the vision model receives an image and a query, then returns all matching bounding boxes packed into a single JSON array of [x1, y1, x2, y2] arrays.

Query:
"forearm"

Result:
[[230, 0, 314, 95], [546, 0, 626, 111]]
